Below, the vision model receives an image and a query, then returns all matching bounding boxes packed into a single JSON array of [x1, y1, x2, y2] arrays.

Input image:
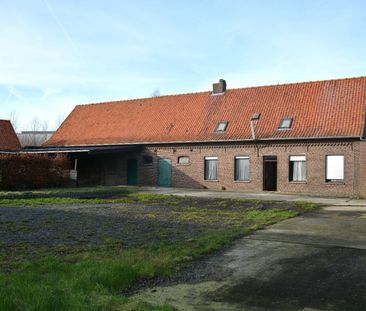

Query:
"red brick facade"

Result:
[[128, 140, 363, 197], [75, 140, 366, 197]]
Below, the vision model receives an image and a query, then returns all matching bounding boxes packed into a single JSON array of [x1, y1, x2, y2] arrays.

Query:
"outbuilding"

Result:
[[45, 77, 366, 197]]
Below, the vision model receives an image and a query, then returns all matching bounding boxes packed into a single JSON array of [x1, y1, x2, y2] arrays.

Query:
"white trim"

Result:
[[289, 155, 306, 161], [235, 156, 249, 159], [205, 156, 218, 160]]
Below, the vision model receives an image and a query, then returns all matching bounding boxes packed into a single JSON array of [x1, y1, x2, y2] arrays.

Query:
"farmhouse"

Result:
[[45, 77, 366, 197], [0, 120, 21, 151]]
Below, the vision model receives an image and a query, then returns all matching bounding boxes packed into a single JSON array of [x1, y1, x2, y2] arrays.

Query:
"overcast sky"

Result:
[[1, 0, 365, 131]]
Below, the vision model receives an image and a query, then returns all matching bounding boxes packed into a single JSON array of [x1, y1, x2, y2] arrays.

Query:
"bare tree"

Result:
[[18, 118, 51, 147]]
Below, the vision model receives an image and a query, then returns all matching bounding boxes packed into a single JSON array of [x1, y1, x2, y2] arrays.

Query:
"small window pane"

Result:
[[178, 156, 189, 164], [215, 122, 228, 132], [326, 155, 344, 181], [204, 157, 218, 180], [289, 156, 306, 182], [143, 156, 153, 165], [279, 118, 292, 129], [235, 157, 250, 181]]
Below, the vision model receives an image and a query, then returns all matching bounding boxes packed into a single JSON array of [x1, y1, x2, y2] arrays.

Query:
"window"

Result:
[[235, 157, 250, 181], [289, 155, 306, 182], [178, 156, 190, 164], [143, 156, 153, 165], [326, 155, 344, 182], [278, 118, 293, 129], [215, 121, 228, 132], [204, 157, 218, 180]]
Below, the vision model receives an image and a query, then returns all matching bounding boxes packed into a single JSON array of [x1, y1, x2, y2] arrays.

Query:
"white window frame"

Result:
[[289, 155, 306, 182], [278, 118, 293, 129], [204, 157, 218, 180], [326, 155, 344, 182], [177, 156, 190, 165], [234, 156, 250, 181], [215, 121, 228, 132]]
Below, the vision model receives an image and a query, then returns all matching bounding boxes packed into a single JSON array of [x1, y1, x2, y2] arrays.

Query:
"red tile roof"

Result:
[[46, 76, 366, 147], [0, 120, 21, 150]]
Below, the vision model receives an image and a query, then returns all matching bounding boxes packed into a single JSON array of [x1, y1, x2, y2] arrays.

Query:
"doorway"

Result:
[[158, 159, 172, 187], [263, 156, 277, 191], [127, 159, 138, 185]]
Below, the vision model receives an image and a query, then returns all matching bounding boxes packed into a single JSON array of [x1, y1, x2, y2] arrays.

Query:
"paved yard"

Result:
[[136, 205, 366, 311]]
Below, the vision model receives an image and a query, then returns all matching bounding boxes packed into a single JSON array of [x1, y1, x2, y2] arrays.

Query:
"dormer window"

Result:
[[215, 121, 228, 133], [278, 118, 293, 129]]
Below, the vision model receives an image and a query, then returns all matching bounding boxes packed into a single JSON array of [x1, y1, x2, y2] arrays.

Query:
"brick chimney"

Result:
[[212, 79, 226, 94]]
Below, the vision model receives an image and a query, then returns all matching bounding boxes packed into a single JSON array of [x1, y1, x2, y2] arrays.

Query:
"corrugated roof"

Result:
[[46, 76, 366, 146], [0, 120, 21, 150]]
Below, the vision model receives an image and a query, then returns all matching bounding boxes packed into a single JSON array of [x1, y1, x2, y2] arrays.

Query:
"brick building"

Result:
[[0, 120, 21, 151], [45, 77, 366, 197]]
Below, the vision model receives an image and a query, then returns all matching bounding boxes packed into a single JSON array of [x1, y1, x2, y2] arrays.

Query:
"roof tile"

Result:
[[46, 76, 366, 146], [0, 120, 21, 150]]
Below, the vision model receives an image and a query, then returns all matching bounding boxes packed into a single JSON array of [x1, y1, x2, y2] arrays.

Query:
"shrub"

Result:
[[0, 154, 70, 190]]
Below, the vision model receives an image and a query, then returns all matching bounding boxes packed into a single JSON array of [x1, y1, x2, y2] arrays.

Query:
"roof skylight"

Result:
[[278, 118, 293, 129], [215, 121, 228, 132]]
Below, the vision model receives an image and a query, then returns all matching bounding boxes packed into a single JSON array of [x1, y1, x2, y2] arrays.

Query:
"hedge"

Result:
[[0, 154, 70, 190]]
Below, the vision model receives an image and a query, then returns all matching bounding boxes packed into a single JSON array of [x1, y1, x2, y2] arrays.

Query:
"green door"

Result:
[[127, 159, 138, 185], [158, 159, 172, 187]]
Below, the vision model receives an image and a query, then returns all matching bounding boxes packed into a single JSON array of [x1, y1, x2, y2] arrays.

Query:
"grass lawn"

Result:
[[0, 186, 319, 310]]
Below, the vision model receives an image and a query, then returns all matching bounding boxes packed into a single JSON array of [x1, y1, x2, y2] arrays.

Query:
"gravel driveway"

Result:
[[0, 203, 207, 250]]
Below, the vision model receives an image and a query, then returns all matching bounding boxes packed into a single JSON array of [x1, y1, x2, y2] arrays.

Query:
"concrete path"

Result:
[[135, 186, 366, 206], [134, 202, 366, 310]]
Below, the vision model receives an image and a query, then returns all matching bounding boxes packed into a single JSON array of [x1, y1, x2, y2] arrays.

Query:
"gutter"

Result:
[[44, 135, 363, 148]]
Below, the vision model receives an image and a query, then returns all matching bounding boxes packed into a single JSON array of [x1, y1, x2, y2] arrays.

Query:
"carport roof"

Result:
[[15, 145, 141, 155]]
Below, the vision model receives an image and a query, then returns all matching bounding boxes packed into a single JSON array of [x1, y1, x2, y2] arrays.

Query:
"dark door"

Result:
[[127, 159, 138, 185], [158, 159, 172, 187], [263, 156, 277, 191]]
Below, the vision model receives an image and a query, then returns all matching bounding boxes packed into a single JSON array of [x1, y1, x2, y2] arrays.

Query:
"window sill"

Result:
[[325, 181, 345, 185], [289, 181, 307, 184], [234, 180, 251, 183], [204, 179, 219, 182], [177, 163, 190, 166]]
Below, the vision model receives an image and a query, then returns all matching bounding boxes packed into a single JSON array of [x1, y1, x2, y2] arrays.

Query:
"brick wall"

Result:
[[75, 140, 365, 198], [136, 141, 360, 197], [77, 154, 128, 186], [356, 141, 366, 197]]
